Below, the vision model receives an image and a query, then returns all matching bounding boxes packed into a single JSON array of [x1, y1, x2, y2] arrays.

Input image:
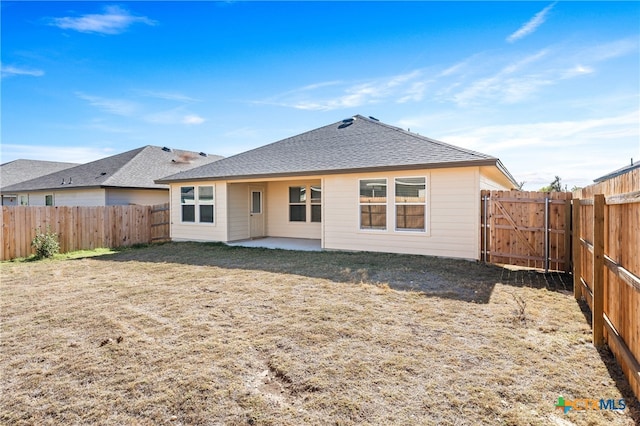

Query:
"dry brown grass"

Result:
[[1, 242, 638, 425]]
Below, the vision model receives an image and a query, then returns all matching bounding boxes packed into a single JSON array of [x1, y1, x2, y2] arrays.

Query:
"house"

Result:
[[1, 159, 79, 205], [1, 146, 222, 207], [157, 115, 517, 259], [593, 159, 639, 183]]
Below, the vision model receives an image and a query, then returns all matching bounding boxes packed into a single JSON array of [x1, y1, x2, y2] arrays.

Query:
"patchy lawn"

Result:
[[1, 242, 638, 425]]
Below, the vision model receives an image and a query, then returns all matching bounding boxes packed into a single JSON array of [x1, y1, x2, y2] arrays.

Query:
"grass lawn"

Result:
[[1, 242, 638, 425]]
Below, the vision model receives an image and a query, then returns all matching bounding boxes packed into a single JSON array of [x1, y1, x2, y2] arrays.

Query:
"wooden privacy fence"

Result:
[[0, 203, 170, 260], [573, 168, 640, 400], [481, 190, 573, 272]]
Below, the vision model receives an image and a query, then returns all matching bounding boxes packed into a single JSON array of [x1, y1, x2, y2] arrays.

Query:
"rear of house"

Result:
[[158, 115, 516, 260]]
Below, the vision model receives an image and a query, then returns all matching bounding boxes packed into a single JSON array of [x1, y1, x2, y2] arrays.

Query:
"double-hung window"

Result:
[[289, 187, 306, 222], [198, 186, 214, 223], [181, 186, 214, 223], [310, 186, 322, 222], [395, 177, 426, 231], [359, 179, 387, 230]]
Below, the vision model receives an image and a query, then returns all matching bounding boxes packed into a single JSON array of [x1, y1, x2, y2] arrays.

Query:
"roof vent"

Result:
[[199, 152, 207, 157], [342, 117, 354, 123], [162, 147, 172, 152], [61, 178, 65, 185], [69, 177, 72, 184], [368, 116, 379, 121], [338, 122, 353, 129], [100, 172, 107, 176]]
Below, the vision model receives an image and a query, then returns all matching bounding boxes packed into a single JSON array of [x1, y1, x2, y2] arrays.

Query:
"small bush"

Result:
[[31, 227, 60, 259]]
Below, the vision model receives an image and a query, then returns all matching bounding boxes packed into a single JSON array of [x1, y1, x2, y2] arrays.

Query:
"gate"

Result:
[[481, 190, 572, 272]]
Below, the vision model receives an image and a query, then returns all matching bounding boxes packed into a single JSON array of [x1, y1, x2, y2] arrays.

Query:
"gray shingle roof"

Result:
[[593, 160, 639, 183], [157, 115, 514, 183], [1, 146, 223, 193], [1, 160, 79, 189]]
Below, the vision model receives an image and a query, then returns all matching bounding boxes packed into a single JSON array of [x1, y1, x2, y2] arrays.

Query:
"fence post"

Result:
[[544, 196, 550, 272], [572, 198, 581, 300], [564, 197, 572, 273], [483, 194, 488, 262], [593, 194, 605, 347]]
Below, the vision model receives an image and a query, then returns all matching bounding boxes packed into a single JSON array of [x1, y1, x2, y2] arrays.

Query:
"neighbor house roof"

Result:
[[593, 160, 640, 183], [1, 159, 79, 189], [1, 146, 223, 193], [157, 115, 517, 185]]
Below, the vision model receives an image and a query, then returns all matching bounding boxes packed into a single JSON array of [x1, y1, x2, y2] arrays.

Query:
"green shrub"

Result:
[[31, 227, 60, 259]]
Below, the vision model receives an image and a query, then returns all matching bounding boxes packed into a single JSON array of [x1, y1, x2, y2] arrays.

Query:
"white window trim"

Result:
[[288, 186, 307, 223], [180, 185, 216, 225], [394, 176, 427, 233], [310, 185, 322, 223], [198, 185, 215, 224], [288, 184, 322, 223], [358, 178, 388, 231]]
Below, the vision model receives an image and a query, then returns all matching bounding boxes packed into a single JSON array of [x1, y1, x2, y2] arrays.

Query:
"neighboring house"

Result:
[[593, 159, 639, 183], [1, 146, 222, 207], [1, 160, 79, 205], [157, 115, 517, 260]]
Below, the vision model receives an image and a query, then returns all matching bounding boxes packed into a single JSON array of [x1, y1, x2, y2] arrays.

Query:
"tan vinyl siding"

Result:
[[227, 183, 250, 241], [265, 180, 321, 239], [105, 188, 168, 206], [480, 166, 514, 190], [324, 167, 481, 259], [169, 182, 228, 242], [23, 189, 106, 206]]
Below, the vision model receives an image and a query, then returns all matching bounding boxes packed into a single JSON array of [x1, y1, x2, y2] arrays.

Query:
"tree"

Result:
[[539, 176, 565, 192]]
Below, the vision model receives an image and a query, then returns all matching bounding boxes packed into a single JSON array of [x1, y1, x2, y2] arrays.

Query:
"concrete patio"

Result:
[[226, 237, 322, 252]]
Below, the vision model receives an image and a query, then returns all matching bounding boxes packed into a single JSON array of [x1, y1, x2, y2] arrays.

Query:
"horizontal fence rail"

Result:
[[0, 203, 170, 260]]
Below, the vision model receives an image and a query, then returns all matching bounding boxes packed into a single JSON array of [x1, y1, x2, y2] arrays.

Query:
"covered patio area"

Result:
[[226, 237, 322, 252]]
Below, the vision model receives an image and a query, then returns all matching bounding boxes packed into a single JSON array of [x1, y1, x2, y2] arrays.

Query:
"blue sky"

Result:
[[2, 1, 639, 190]]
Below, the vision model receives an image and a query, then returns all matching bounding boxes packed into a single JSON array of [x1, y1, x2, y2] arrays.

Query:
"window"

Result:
[[181, 186, 195, 222], [311, 186, 322, 223], [198, 186, 214, 223], [20, 195, 28, 206], [181, 186, 214, 223], [45, 195, 54, 206], [289, 186, 306, 222], [359, 179, 387, 230], [395, 177, 426, 231], [251, 191, 262, 214]]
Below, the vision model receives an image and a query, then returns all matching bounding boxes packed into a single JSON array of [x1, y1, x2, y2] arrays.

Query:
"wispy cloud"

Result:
[[77, 90, 206, 126], [1, 144, 115, 164], [451, 50, 550, 106], [144, 108, 206, 125], [257, 33, 635, 113], [507, 2, 556, 43], [182, 115, 206, 125], [49, 5, 156, 35], [259, 70, 427, 111], [76, 92, 139, 116], [438, 110, 639, 189], [442, 110, 639, 152], [561, 65, 594, 79], [1, 63, 44, 78], [137, 90, 201, 103]]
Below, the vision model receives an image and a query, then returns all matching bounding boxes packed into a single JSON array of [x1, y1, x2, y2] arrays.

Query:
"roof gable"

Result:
[[1, 146, 223, 193], [158, 115, 504, 183]]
